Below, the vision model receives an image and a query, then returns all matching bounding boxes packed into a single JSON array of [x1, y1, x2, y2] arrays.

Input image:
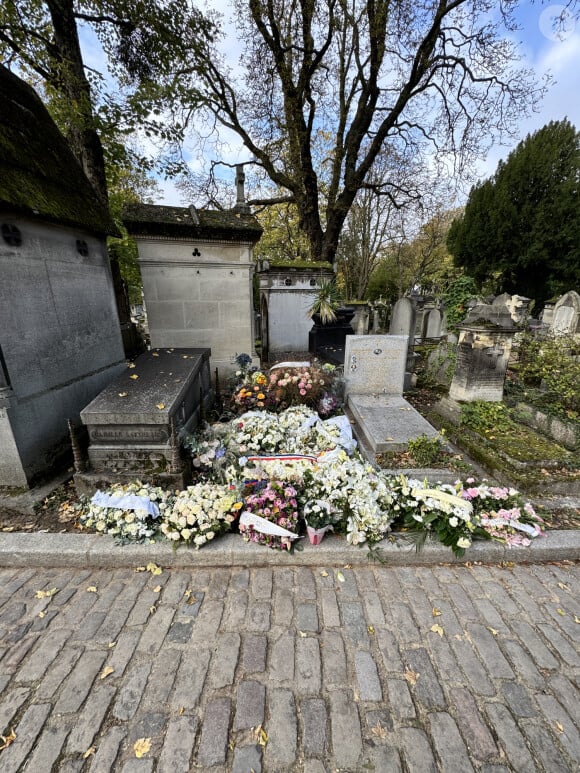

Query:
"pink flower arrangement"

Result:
[[239, 480, 300, 550], [456, 479, 545, 547]]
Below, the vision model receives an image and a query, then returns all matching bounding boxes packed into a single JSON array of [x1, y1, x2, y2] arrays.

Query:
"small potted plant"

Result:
[[303, 499, 335, 545]]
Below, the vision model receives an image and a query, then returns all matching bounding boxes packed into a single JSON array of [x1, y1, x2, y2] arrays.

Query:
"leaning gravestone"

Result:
[[76, 348, 212, 492], [344, 335, 440, 454], [551, 291, 580, 336]]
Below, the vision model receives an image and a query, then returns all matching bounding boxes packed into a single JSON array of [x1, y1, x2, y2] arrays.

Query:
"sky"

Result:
[[79, 1, 580, 206], [476, 2, 580, 180]]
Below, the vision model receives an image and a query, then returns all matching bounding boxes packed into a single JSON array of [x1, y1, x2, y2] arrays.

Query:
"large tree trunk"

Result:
[[46, 0, 109, 204]]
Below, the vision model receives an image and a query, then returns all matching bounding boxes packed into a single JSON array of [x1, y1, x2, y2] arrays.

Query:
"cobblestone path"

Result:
[[0, 561, 578, 771]]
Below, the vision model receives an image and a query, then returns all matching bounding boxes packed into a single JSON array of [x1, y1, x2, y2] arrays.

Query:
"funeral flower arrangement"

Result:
[[386, 476, 485, 557], [239, 480, 300, 550], [301, 451, 394, 546], [78, 481, 170, 542], [78, 402, 544, 555], [160, 483, 242, 546], [457, 479, 544, 547], [230, 355, 341, 416]]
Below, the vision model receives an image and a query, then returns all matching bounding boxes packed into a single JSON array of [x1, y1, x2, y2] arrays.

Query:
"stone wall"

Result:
[[0, 216, 125, 487], [136, 237, 256, 375]]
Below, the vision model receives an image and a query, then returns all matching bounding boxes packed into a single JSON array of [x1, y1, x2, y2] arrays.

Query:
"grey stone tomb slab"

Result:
[[344, 335, 407, 396], [78, 348, 211, 488], [349, 395, 441, 454], [343, 335, 440, 456]]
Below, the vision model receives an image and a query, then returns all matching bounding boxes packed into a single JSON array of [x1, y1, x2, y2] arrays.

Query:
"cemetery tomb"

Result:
[[0, 65, 125, 489], [123, 195, 263, 378], [449, 303, 515, 403], [257, 262, 334, 358], [77, 348, 211, 490], [344, 335, 441, 454]]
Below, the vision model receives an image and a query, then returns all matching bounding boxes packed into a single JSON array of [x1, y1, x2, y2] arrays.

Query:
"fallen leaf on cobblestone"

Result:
[[83, 746, 96, 758], [368, 626, 375, 634], [344, 564, 352, 569], [430, 624, 444, 637], [2, 526, 14, 532], [555, 722, 564, 734], [118, 392, 128, 398], [38, 611, 46, 618], [178, 707, 185, 715], [156, 403, 165, 410], [432, 607, 442, 617], [150, 605, 157, 614], [152, 352, 159, 357], [298, 631, 307, 638], [253, 725, 268, 747], [86, 586, 98, 593], [146, 562, 162, 575], [184, 589, 192, 598], [371, 722, 387, 739], [128, 363, 136, 369], [35, 588, 58, 599], [404, 668, 419, 686], [556, 608, 566, 616], [487, 627, 499, 636], [108, 642, 116, 648], [557, 582, 569, 591], [135, 566, 146, 572], [134, 738, 151, 758], [0, 728, 16, 751], [336, 571, 345, 583], [153, 585, 162, 593], [130, 374, 139, 380], [100, 666, 114, 680], [574, 616, 580, 624], [320, 570, 329, 577]]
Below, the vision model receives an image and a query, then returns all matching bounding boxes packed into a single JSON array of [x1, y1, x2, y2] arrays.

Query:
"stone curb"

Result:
[[0, 530, 578, 569]]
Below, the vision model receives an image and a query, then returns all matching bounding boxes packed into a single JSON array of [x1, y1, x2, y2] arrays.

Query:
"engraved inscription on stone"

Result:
[[90, 427, 169, 443]]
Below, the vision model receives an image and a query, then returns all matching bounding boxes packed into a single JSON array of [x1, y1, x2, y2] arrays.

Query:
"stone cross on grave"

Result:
[[483, 344, 505, 370]]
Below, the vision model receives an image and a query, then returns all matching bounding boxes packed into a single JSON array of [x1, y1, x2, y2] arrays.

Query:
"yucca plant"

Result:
[[307, 279, 341, 324]]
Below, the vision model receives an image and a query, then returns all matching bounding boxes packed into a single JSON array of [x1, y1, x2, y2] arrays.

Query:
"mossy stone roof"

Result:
[[0, 65, 115, 236], [123, 203, 263, 243]]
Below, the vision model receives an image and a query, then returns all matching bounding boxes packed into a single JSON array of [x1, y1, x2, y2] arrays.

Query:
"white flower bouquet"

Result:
[[160, 482, 242, 546], [78, 481, 171, 542]]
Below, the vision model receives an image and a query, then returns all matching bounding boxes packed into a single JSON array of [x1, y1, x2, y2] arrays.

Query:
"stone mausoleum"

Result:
[[124, 191, 263, 378], [0, 65, 126, 489], [257, 261, 334, 358]]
